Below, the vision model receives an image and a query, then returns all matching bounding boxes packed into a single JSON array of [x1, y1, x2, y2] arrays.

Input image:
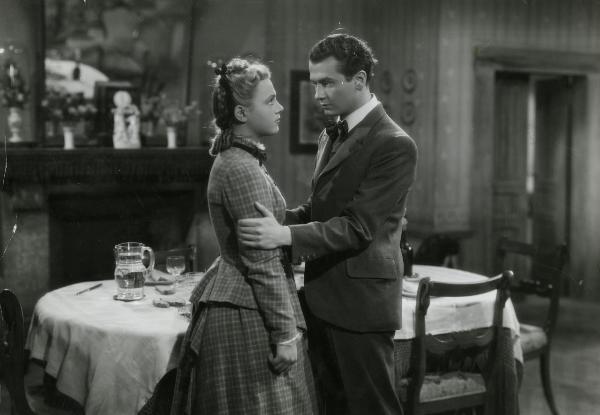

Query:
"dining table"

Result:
[[26, 265, 521, 415], [25, 273, 203, 415]]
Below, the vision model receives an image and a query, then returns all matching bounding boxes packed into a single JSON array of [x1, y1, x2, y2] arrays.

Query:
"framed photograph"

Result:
[[94, 81, 139, 146], [289, 70, 330, 153]]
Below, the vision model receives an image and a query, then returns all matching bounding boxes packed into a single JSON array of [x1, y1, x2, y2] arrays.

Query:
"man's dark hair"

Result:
[[309, 33, 378, 83]]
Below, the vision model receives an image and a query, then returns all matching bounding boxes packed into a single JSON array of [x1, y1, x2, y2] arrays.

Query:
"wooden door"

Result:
[[492, 73, 530, 244]]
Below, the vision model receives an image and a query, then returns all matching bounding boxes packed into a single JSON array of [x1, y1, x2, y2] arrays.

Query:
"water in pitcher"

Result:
[[115, 269, 145, 300]]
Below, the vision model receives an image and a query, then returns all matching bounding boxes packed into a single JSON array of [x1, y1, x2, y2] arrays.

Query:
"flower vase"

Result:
[[166, 126, 177, 149], [7, 107, 23, 143], [63, 125, 75, 150]]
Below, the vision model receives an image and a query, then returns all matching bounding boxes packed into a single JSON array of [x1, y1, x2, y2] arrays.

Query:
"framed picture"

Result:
[[94, 81, 139, 146], [289, 70, 330, 154]]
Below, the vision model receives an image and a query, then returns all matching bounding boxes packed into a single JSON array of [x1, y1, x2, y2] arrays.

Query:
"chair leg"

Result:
[[540, 351, 560, 415]]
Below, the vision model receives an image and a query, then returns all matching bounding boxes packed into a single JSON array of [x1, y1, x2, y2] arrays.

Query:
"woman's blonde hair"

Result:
[[209, 58, 271, 156]]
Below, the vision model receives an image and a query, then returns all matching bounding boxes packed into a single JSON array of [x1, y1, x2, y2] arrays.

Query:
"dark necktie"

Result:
[[325, 119, 349, 143]]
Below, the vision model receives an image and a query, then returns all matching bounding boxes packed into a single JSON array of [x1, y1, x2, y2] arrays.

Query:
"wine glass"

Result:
[[166, 256, 186, 285]]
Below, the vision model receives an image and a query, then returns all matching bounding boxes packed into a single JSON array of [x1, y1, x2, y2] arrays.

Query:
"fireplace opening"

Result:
[[48, 188, 196, 288]]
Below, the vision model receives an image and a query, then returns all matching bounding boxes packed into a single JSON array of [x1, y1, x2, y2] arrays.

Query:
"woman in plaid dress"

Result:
[[170, 58, 317, 415]]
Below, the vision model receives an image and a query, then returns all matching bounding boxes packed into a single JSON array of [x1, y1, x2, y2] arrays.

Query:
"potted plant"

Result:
[[0, 59, 29, 143], [42, 89, 97, 149]]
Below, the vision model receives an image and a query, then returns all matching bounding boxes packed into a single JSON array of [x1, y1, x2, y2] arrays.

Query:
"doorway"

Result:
[[491, 72, 583, 295], [471, 48, 600, 300]]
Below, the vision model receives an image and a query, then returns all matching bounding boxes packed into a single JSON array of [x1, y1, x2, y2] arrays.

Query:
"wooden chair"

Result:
[[0, 289, 80, 415], [153, 245, 198, 273], [0, 289, 34, 415], [497, 238, 568, 415], [404, 270, 513, 415]]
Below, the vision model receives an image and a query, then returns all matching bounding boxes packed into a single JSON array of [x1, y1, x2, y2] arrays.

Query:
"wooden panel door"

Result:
[[492, 72, 530, 244]]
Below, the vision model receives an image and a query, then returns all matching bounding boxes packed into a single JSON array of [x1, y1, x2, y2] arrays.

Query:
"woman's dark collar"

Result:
[[231, 136, 267, 165]]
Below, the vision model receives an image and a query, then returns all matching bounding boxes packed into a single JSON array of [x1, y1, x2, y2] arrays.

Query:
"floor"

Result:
[[2, 297, 599, 415], [518, 297, 600, 414]]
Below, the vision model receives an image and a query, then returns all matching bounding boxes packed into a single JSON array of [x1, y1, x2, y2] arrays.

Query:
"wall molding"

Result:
[[475, 46, 600, 75]]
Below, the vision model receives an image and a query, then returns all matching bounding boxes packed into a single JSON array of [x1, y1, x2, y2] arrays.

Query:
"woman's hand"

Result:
[[268, 342, 298, 374]]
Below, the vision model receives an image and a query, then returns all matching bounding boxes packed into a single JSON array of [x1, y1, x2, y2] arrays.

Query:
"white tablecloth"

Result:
[[26, 276, 202, 415]]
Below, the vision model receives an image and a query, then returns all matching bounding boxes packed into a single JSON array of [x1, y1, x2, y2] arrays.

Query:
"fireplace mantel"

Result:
[[2, 147, 213, 187]]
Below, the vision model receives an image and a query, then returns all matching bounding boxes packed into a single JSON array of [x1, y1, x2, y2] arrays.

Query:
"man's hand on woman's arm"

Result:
[[238, 202, 292, 249]]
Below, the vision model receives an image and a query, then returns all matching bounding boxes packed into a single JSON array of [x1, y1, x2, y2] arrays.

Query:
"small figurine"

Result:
[[112, 90, 140, 149]]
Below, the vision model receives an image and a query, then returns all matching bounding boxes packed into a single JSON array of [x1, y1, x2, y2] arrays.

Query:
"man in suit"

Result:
[[238, 33, 417, 415]]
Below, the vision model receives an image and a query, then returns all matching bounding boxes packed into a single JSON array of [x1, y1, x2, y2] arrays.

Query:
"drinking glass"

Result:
[[166, 256, 186, 284]]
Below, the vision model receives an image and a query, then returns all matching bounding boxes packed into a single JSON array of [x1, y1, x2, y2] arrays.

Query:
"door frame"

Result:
[[471, 47, 600, 273]]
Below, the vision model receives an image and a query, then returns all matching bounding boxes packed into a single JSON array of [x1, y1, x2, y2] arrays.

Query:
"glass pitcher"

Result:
[[114, 242, 155, 301]]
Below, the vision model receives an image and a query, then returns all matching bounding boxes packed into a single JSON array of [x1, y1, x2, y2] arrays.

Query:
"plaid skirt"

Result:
[[171, 304, 317, 415]]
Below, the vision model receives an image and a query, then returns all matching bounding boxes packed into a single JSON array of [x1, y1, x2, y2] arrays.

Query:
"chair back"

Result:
[[153, 245, 198, 273], [496, 238, 568, 335], [410, 270, 513, 412], [0, 289, 34, 415]]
